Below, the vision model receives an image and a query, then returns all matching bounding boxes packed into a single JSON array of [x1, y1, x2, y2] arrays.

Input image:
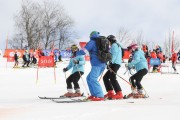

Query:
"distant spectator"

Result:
[[178, 50, 180, 61], [172, 51, 178, 73], [13, 50, 19, 68]]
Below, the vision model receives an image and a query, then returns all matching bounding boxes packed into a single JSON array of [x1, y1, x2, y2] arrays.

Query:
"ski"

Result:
[[123, 93, 149, 99], [161, 72, 179, 74], [51, 98, 135, 103], [38, 96, 67, 99], [51, 98, 88, 103], [38, 93, 85, 99]]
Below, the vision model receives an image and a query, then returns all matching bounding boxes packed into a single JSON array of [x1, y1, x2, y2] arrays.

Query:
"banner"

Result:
[[60, 50, 72, 58], [150, 58, 161, 66], [79, 42, 87, 48], [7, 57, 14, 62], [38, 56, 54, 67], [79, 42, 90, 61], [3, 49, 38, 58], [123, 49, 130, 60]]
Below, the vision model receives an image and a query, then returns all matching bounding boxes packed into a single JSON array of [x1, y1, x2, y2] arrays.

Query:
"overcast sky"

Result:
[[0, 0, 180, 50]]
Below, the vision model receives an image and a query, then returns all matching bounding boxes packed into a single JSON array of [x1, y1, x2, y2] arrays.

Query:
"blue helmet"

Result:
[[90, 31, 100, 39]]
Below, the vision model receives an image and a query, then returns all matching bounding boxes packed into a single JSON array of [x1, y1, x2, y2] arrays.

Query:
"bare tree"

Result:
[[164, 29, 180, 57], [133, 30, 144, 46], [13, 0, 41, 49], [11, 0, 75, 50], [116, 26, 132, 47]]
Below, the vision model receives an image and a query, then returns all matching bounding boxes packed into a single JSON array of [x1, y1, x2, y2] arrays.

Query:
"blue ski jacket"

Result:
[[66, 53, 85, 74], [110, 43, 122, 65], [128, 49, 148, 72]]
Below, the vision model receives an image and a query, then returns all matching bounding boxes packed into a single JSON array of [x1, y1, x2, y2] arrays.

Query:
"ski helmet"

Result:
[[127, 43, 138, 51], [107, 35, 116, 43], [90, 31, 100, 39], [71, 44, 78, 52]]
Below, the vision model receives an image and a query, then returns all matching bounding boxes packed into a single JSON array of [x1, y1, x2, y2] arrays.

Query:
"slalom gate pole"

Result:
[[75, 65, 90, 96], [36, 66, 39, 84], [54, 64, 56, 84]]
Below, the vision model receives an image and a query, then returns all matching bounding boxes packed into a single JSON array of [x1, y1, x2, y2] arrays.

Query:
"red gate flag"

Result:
[[79, 42, 87, 49], [38, 56, 54, 67], [79, 42, 90, 61], [172, 31, 174, 53]]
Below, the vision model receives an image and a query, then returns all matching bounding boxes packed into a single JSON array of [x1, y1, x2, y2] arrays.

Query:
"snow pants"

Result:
[[86, 66, 105, 98], [129, 68, 148, 90], [66, 71, 84, 90], [103, 64, 122, 93]]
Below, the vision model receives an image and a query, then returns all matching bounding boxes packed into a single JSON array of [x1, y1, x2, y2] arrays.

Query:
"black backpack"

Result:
[[121, 47, 124, 58], [95, 36, 112, 63]]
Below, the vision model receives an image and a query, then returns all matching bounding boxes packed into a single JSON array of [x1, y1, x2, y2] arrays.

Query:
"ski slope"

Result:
[[0, 58, 180, 120]]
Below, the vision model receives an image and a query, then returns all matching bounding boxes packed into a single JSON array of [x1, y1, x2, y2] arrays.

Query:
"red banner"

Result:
[[38, 56, 54, 67], [79, 42, 90, 61], [79, 42, 87, 48], [123, 50, 130, 60], [3, 49, 39, 58], [7, 57, 14, 62]]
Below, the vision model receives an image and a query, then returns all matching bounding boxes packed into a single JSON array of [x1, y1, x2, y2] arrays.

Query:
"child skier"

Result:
[[13, 50, 19, 68], [103, 35, 123, 100], [126, 44, 148, 98], [22, 50, 30, 67], [63, 45, 85, 97]]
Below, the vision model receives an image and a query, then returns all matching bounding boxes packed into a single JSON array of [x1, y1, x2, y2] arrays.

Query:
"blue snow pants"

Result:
[[86, 65, 105, 98]]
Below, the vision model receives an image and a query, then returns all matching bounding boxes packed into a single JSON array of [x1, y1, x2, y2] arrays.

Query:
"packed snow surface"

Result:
[[0, 58, 180, 120]]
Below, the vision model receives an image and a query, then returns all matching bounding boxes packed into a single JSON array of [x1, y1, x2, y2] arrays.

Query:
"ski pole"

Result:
[[98, 70, 104, 82], [107, 64, 137, 91], [142, 86, 149, 98], [124, 69, 129, 75], [75, 65, 90, 96], [64, 72, 67, 80]]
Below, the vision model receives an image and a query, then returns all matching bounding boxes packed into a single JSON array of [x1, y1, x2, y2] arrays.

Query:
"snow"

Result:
[[0, 58, 180, 120]]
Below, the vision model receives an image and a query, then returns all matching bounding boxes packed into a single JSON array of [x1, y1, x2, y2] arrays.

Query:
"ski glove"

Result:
[[73, 59, 79, 64], [127, 64, 135, 70], [63, 68, 68, 72]]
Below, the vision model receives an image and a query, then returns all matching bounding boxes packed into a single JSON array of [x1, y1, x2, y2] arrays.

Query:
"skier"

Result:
[[13, 50, 19, 68], [171, 51, 178, 73], [103, 35, 123, 100], [151, 49, 158, 72], [63, 45, 85, 97], [77, 31, 105, 101], [22, 50, 30, 67], [126, 44, 148, 98], [58, 50, 63, 62], [177, 49, 180, 61], [30, 49, 37, 65]]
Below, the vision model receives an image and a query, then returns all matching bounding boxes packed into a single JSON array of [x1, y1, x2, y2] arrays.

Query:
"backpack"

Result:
[[119, 45, 124, 58], [95, 36, 112, 63]]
